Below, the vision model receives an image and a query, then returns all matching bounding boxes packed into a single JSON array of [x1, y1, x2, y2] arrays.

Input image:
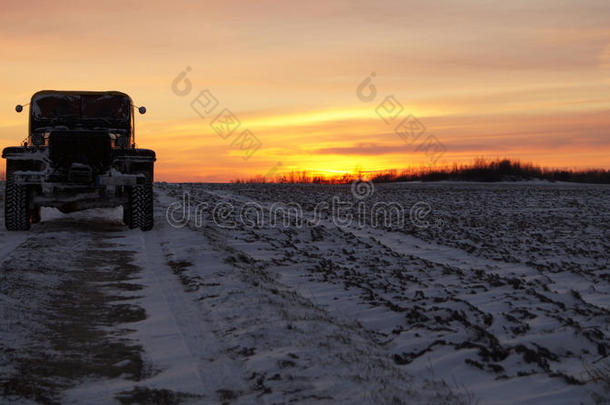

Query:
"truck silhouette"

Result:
[[3, 90, 156, 231]]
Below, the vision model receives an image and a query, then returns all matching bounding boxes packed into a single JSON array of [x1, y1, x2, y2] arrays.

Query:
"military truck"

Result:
[[2, 90, 155, 231]]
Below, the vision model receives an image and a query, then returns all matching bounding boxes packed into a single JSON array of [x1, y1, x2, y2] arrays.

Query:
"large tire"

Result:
[[128, 182, 154, 231], [5, 178, 31, 231]]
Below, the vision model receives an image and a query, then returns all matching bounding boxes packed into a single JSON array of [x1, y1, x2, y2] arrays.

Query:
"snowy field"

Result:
[[0, 181, 609, 404]]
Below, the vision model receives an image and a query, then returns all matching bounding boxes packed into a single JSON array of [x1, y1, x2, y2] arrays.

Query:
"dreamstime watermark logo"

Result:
[[351, 179, 375, 200], [409, 201, 432, 228], [165, 191, 440, 231], [170, 66, 263, 162], [356, 72, 446, 165], [171, 66, 282, 180]]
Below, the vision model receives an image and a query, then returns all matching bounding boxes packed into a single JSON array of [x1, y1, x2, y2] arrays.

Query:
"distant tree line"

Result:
[[369, 158, 610, 184], [233, 158, 610, 184]]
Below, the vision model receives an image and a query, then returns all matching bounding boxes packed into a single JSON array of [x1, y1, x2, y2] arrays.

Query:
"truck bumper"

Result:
[[97, 173, 146, 186], [13, 172, 146, 186]]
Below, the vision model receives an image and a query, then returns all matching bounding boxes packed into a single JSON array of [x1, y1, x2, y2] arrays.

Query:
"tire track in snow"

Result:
[[1, 212, 154, 404], [134, 224, 251, 401]]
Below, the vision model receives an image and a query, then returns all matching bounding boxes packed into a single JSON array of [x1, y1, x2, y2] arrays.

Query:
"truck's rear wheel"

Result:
[[5, 180, 31, 231], [128, 182, 154, 231]]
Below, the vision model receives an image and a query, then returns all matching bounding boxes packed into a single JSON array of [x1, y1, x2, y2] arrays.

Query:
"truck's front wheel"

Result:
[[5, 181, 31, 231], [128, 182, 154, 231]]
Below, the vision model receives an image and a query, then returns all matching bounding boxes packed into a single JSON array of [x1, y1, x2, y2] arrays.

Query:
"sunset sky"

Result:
[[1, 0, 609, 181]]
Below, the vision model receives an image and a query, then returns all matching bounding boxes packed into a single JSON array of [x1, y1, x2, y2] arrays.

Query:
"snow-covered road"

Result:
[[0, 185, 470, 405], [1, 182, 608, 404]]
